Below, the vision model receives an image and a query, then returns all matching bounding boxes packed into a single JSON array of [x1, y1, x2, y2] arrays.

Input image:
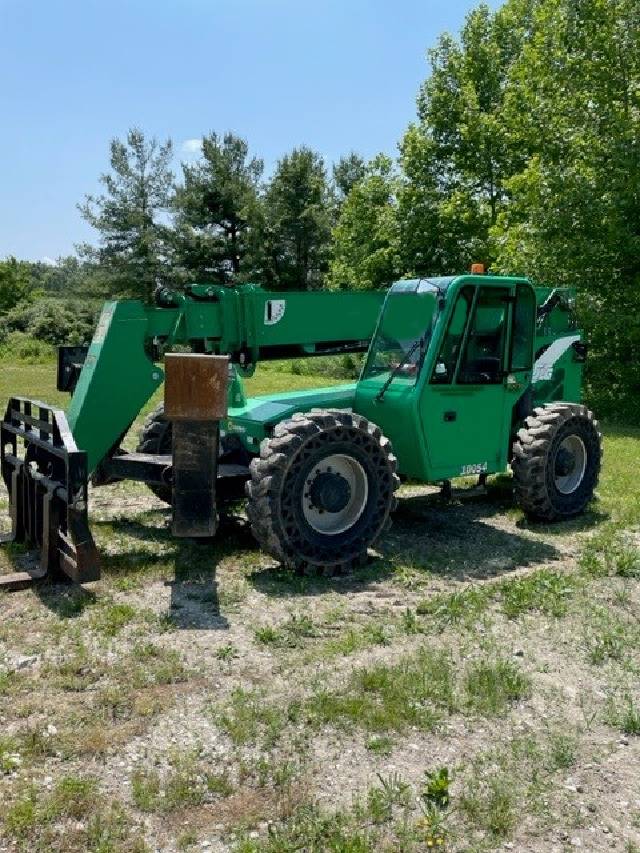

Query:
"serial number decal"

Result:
[[461, 462, 488, 475]]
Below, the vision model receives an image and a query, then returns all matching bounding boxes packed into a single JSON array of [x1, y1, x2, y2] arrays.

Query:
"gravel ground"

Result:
[[1, 472, 640, 852]]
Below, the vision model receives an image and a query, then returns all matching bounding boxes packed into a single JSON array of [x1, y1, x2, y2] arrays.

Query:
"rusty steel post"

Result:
[[164, 354, 229, 538]]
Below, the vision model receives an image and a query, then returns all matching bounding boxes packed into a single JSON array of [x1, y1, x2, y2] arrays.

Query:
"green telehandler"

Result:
[[0, 272, 601, 589]]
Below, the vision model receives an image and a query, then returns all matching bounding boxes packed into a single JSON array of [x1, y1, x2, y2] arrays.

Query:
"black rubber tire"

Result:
[[246, 409, 399, 575], [137, 404, 173, 504], [512, 402, 602, 521]]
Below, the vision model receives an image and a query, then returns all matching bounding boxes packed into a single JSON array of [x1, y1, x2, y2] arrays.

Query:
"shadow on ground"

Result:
[[383, 490, 561, 579], [0, 509, 255, 630], [1, 477, 605, 619], [249, 483, 586, 598], [90, 509, 260, 630]]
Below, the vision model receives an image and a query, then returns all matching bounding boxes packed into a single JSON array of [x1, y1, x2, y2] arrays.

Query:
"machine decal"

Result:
[[264, 299, 286, 325], [533, 335, 580, 383]]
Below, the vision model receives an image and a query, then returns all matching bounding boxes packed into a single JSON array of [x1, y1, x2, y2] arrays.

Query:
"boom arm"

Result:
[[67, 285, 385, 473]]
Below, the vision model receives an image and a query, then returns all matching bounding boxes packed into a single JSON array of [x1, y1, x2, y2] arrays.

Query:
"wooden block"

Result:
[[164, 354, 229, 421]]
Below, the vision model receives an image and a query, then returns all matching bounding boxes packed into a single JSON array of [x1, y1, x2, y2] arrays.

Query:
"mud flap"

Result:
[[0, 398, 100, 590]]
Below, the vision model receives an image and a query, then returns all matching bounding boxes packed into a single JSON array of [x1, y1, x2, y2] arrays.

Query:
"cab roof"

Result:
[[389, 277, 457, 294], [389, 274, 531, 295]]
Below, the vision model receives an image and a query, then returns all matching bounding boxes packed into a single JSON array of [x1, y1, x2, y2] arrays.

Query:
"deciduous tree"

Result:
[[329, 155, 401, 290], [494, 0, 640, 419], [0, 257, 36, 313]]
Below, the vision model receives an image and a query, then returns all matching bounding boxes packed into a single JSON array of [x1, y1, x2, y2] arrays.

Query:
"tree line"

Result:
[[2, 0, 638, 419]]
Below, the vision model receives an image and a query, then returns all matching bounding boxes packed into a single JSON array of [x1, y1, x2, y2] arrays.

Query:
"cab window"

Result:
[[510, 284, 536, 372], [458, 288, 509, 385], [363, 291, 438, 386], [431, 286, 474, 384]]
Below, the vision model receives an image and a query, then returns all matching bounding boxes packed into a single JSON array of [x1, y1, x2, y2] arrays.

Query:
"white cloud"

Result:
[[41, 256, 56, 266], [181, 138, 203, 156]]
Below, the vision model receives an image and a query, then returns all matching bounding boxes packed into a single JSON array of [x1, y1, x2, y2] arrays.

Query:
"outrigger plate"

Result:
[[0, 398, 100, 590]]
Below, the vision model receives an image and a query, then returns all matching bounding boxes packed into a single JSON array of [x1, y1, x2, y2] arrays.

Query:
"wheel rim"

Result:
[[554, 434, 587, 494], [302, 453, 369, 535]]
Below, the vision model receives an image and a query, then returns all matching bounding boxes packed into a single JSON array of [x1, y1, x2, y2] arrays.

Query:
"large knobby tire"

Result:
[[137, 404, 172, 504], [246, 409, 399, 575], [512, 403, 602, 521]]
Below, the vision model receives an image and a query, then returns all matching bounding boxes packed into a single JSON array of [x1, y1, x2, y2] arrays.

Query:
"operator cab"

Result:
[[356, 274, 537, 481]]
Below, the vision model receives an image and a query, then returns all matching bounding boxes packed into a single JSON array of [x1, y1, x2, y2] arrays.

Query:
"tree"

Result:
[[261, 147, 332, 290], [329, 155, 401, 290], [27, 256, 98, 296], [79, 128, 174, 301], [398, 2, 532, 273], [494, 0, 640, 420], [172, 132, 264, 283], [332, 152, 366, 202], [398, 126, 488, 276], [0, 257, 36, 313]]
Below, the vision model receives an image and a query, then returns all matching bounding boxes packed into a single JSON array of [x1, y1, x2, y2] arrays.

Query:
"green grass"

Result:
[[307, 621, 391, 662], [458, 773, 517, 840], [89, 601, 139, 637], [0, 362, 68, 411], [232, 728, 582, 851], [580, 525, 640, 579], [307, 647, 456, 733], [463, 658, 531, 715], [115, 642, 189, 688], [235, 804, 376, 853], [416, 585, 492, 626], [584, 606, 636, 665], [595, 424, 640, 527], [214, 688, 290, 747], [0, 359, 344, 434], [546, 731, 578, 770], [0, 734, 21, 774], [132, 750, 233, 814], [415, 568, 577, 629], [500, 569, 578, 619], [365, 735, 394, 756], [5, 775, 98, 839], [605, 695, 640, 736], [302, 647, 530, 734]]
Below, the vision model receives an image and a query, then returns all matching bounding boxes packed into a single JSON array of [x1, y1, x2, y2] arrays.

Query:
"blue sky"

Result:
[[0, 0, 495, 261]]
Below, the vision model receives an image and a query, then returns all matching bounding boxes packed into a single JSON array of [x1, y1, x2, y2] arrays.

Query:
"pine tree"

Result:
[[79, 128, 174, 301]]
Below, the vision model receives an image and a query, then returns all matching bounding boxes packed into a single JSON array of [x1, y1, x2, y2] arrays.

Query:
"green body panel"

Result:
[[150, 284, 385, 362], [67, 301, 166, 472], [531, 287, 582, 407], [353, 275, 583, 481], [226, 384, 358, 451]]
